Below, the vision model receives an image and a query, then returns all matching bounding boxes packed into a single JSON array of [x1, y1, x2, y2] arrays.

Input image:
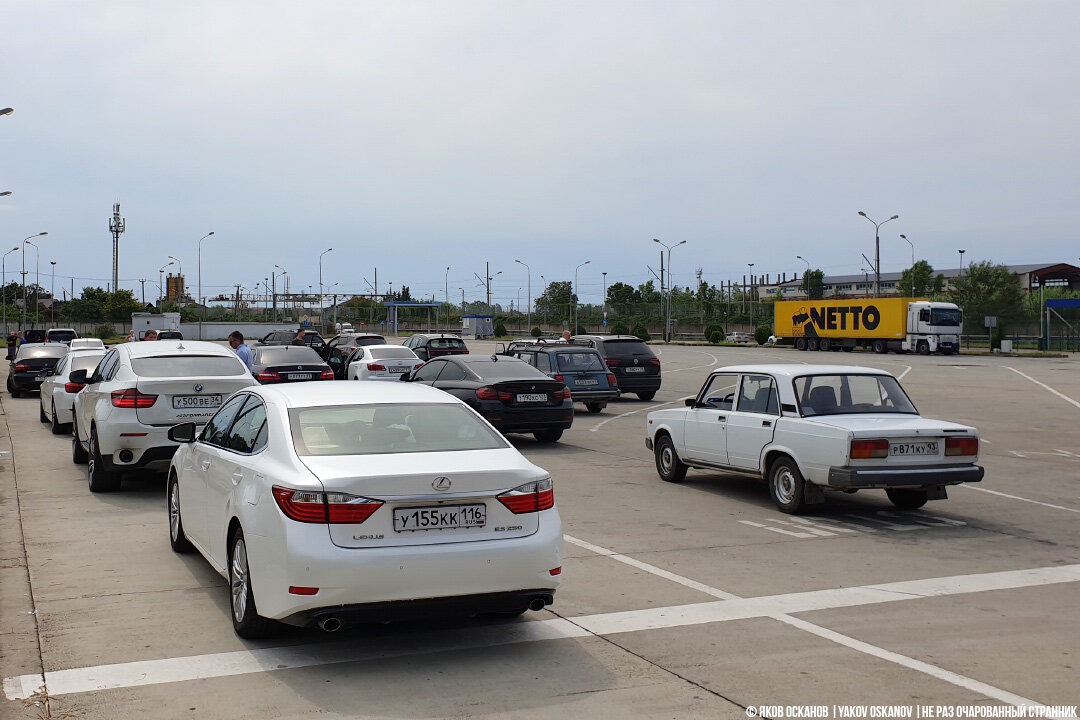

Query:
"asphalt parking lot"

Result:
[[2, 342, 1078, 719]]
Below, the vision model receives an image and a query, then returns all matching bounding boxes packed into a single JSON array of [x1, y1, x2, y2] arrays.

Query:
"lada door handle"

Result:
[[762, 420, 772, 427], [199, 459, 211, 471], [717, 415, 726, 422]]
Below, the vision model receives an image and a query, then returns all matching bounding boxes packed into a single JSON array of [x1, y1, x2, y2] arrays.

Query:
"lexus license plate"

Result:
[[890, 441, 938, 456], [517, 393, 548, 402], [393, 504, 486, 532], [388, 366, 408, 373], [172, 394, 223, 409]]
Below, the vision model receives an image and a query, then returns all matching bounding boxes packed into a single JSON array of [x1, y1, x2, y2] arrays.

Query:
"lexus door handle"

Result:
[[231, 471, 244, 486], [199, 459, 211, 471]]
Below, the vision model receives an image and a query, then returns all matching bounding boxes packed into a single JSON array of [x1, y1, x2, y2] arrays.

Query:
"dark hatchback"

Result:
[[259, 329, 327, 353], [8, 344, 68, 397], [570, 335, 661, 400], [406, 355, 573, 442], [402, 333, 469, 362], [502, 342, 619, 414], [250, 345, 334, 384], [321, 333, 387, 378]]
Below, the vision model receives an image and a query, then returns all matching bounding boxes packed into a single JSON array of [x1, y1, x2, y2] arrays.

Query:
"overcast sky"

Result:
[[2, 1, 1078, 307]]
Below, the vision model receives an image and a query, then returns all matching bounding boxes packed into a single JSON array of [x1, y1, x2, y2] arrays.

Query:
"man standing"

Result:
[[291, 328, 306, 346], [229, 331, 253, 370]]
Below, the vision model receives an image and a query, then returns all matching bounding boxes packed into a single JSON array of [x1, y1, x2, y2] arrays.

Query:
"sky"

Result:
[[2, 1, 1079, 308]]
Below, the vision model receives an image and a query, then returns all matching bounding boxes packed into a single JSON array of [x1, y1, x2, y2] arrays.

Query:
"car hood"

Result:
[[799, 414, 976, 435]]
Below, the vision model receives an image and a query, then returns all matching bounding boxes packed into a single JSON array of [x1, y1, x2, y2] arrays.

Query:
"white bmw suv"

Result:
[[71, 340, 256, 492]]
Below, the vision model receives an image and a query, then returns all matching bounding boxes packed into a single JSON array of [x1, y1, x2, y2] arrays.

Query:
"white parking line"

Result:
[[897, 365, 912, 380], [8, 563, 1076, 702], [959, 485, 1080, 513], [588, 397, 692, 432], [1006, 367, 1080, 410]]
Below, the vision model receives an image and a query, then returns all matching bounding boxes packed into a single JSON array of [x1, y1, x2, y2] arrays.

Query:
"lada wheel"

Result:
[[585, 403, 604, 414], [50, 401, 65, 435], [168, 475, 195, 554], [228, 528, 275, 639], [768, 456, 805, 514], [655, 434, 687, 483], [87, 426, 121, 493], [885, 488, 929, 510], [71, 418, 88, 465]]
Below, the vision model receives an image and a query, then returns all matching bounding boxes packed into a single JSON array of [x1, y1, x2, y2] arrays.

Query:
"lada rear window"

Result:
[[290, 403, 508, 455], [555, 352, 605, 372], [795, 374, 917, 417], [130, 356, 247, 377], [602, 340, 653, 358]]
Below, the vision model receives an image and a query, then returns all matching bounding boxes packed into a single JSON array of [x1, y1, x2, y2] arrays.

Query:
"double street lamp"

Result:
[[653, 238, 686, 341], [197, 231, 215, 340], [858, 211, 899, 298], [514, 259, 531, 332], [3, 246, 19, 335], [318, 248, 332, 326], [574, 260, 590, 334], [21, 232, 47, 329]]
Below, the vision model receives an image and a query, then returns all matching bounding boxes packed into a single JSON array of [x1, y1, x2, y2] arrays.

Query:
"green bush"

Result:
[[708, 330, 724, 344], [531, 326, 543, 337], [612, 322, 630, 335], [754, 324, 772, 345], [94, 324, 114, 340], [493, 322, 508, 337], [631, 323, 651, 342], [704, 324, 723, 342]]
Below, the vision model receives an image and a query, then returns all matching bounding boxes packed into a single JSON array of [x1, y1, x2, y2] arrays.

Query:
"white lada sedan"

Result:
[[646, 365, 983, 514], [70, 340, 256, 492], [165, 381, 563, 638]]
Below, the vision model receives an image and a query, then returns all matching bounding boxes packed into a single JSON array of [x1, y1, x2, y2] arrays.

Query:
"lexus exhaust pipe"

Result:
[[317, 617, 342, 633]]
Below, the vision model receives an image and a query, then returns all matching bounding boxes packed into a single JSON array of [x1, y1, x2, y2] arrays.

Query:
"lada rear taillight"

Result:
[[945, 437, 979, 456], [850, 438, 889, 459]]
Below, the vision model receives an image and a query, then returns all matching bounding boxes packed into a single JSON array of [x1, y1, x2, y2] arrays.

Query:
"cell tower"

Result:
[[109, 202, 126, 293]]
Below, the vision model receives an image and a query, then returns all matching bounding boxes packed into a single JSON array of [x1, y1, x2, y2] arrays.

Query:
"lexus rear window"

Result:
[[256, 347, 323, 364], [130, 356, 247, 377], [602, 340, 653, 357], [368, 346, 418, 359]]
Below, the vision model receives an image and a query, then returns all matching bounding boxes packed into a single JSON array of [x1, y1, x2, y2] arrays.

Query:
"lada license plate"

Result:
[[289, 373, 312, 381], [393, 504, 486, 532], [172, 394, 223, 410], [388, 366, 408, 373], [574, 379, 598, 385], [890, 441, 938, 456], [624, 366, 645, 373], [517, 393, 548, 402]]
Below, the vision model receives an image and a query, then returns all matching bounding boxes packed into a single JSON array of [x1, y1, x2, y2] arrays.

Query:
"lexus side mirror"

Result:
[[168, 423, 197, 443], [399, 372, 411, 382]]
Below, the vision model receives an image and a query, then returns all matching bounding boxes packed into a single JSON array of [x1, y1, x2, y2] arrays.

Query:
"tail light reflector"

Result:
[[476, 386, 511, 401], [554, 386, 571, 400], [256, 371, 282, 383], [65, 382, 85, 393], [319, 369, 335, 380], [606, 373, 617, 387], [288, 586, 319, 595], [367, 363, 386, 372], [945, 437, 979, 456], [272, 486, 384, 524], [13, 363, 30, 372], [549, 567, 562, 576], [850, 438, 889, 459], [111, 388, 158, 408], [497, 477, 554, 514]]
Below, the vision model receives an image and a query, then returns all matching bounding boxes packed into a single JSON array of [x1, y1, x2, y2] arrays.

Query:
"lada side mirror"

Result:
[[168, 423, 197, 443], [685, 397, 696, 407]]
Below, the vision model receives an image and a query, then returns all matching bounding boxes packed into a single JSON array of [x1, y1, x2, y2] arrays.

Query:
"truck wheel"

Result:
[[886, 488, 929, 509], [872, 340, 887, 354], [769, 456, 805, 514], [654, 434, 687, 483], [807, 338, 819, 351], [917, 340, 930, 355], [818, 338, 830, 351], [795, 338, 807, 351]]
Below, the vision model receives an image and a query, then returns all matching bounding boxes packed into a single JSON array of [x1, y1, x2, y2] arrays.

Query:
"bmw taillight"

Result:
[[64, 382, 85, 393], [497, 477, 555, 514], [272, 486, 383, 524], [319, 369, 335, 380], [476, 386, 512, 401], [554, 386, 571, 400], [851, 438, 889, 459], [946, 437, 979, 456], [256, 371, 281, 383], [111, 388, 158, 408], [13, 363, 30, 372], [367, 363, 386, 372]]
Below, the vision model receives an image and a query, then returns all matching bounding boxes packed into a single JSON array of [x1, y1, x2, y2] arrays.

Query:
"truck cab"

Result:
[[904, 301, 961, 355]]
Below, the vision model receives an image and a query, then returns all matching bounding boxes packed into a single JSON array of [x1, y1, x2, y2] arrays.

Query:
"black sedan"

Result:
[[406, 355, 573, 443], [7, 343, 68, 397], [250, 345, 334, 384]]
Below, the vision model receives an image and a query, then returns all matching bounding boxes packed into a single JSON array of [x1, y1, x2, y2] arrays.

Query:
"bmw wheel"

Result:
[[533, 428, 563, 443], [71, 418, 88, 464], [168, 475, 195, 553], [8, 375, 20, 398], [87, 426, 121, 492], [50, 401, 65, 435], [654, 434, 687, 483], [228, 527, 275, 638], [768, 456, 805, 514], [39, 399, 49, 423]]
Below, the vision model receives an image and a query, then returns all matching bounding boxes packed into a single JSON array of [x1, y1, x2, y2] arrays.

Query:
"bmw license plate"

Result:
[[393, 504, 486, 532], [574, 379, 598, 385], [172, 395, 223, 409], [516, 393, 548, 402], [624, 366, 645, 373], [890, 441, 938, 456]]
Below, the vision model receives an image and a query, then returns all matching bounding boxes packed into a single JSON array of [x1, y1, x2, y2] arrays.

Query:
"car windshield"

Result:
[[930, 308, 963, 326], [130, 356, 248, 377], [256, 347, 323, 364], [367, 346, 417, 360], [290, 403, 508, 455], [795, 374, 917, 417], [555, 352, 605, 372], [465, 358, 547, 380], [602, 340, 653, 358]]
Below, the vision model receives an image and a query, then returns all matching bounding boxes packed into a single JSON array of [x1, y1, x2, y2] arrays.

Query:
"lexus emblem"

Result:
[[432, 476, 452, 491], [193, 384, 203, 392]]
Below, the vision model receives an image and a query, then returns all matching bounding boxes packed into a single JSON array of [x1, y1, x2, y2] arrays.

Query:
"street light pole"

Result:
[[899, 234, 915, 296], [444, 266, 450, 332], [514, 259, 531, 332], [50, 261, 56, 318], [858, 211, 899, 298], [274, 265, 287, 323], [318, 247, 332, 328], [748, 262, 755, 329], [796, 255, 810, 297], [21, 232, 46, 329], [653, 238, 686, 341], [574, 260, 590, 335], [3, 246, 19, 335], [159, 262, 174, 303], [197, 231, 215, 340]]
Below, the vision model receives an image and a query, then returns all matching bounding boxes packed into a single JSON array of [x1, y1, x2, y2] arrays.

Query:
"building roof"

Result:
[[775, 262, 1077, 287]]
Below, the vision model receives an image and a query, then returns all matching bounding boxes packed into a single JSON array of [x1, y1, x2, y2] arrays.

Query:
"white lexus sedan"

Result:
[[39, 347, 107, 434], [345, 343, 422, 381], [71, 340, 256, 492], [166, 381, 563, 638], [646, 365, 983, 513]]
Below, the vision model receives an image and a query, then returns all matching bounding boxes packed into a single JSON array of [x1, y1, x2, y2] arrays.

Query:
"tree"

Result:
[[637, 280, 661, 305], [900, 261, 944, 297], [606, 282, 639, 306], [948, 261, 1025, 330], [104, 290, 145, 321], [536, 281, 575, 323], [803, 269, 825, 300]]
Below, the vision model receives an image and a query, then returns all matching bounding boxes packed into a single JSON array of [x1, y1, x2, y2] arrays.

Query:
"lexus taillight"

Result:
[[13, 363, 29, 372], [319, 369, 335, 380], [851, 438, 889, 459], [554, 386, 571, 400], [497, 477, 554, 514], [111, 388, 158, 408], [272, 486, 383, 524], [65, 382, 85, 393], [476, 386, 511, 401], [945, 437, 979, 456], [367, 363, 386, 372], [606, 373, 617, 387], [256, 371, 281, 383]]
